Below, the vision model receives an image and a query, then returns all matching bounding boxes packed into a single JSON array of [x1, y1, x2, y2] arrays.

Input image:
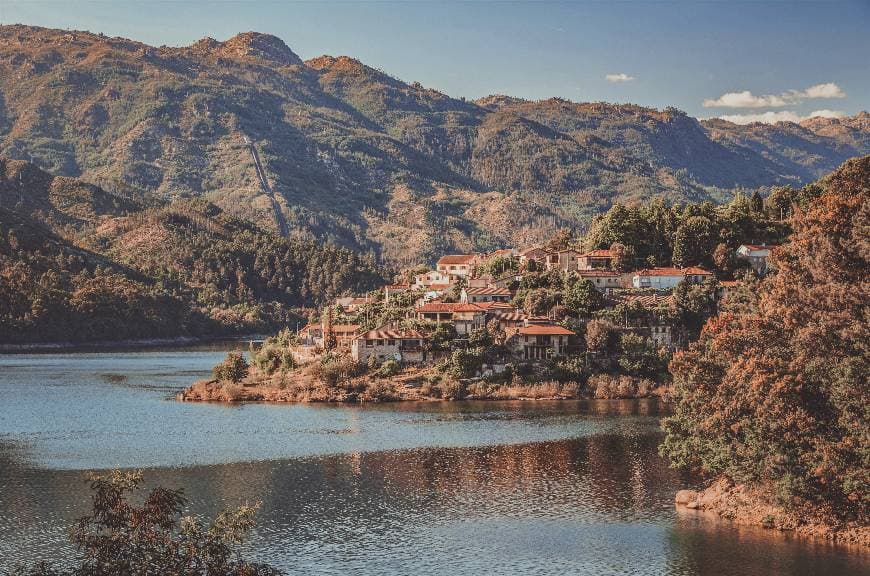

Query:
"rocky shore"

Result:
[[177, 362, 666, 404], [675, 478, 869, 546]]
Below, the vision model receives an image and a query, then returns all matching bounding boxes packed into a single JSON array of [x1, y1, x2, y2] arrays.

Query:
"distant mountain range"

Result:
[[1, 24, 868, 264]]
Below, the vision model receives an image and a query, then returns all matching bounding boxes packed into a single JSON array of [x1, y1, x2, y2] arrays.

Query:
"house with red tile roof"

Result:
[[736, 244, 778, 275], [351, 326, 429, 364], [578, 249, 615, 270], [505, 323, 575, 360], [461, 286, 513, 304], [299, 323, 360, 348], [577, 269, 622, 292], [415, 302, 486, 334], [436, 254, 479, 277]]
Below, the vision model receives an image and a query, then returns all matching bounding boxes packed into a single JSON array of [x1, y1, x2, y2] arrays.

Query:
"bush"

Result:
[[11, 470, 279, 576], [213, 352, 249, 383], [253, 342, 295, 375], [377, 359, 401, 377]]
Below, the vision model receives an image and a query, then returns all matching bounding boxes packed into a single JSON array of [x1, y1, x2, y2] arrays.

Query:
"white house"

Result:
[[351, 327, 429, 364], [414, 270, 453, 289], [578, 269, 622, 293], [461, 286, 512, 304], [736, 244, 777, 275], [631, 267, 713, 290], [436, 254, 478, 277]]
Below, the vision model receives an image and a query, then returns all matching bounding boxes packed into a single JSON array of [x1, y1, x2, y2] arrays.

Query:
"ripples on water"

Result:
[[0, 350, 867, 575]]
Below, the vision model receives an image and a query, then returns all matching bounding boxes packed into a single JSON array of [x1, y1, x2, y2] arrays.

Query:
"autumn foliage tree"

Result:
[[660, 156, 869, 522]]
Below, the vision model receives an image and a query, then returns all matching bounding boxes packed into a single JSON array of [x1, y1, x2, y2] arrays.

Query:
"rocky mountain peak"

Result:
[[216, 32, 302, 65]]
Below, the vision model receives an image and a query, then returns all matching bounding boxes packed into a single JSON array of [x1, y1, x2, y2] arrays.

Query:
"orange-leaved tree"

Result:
[[660, 156, 869, 522]]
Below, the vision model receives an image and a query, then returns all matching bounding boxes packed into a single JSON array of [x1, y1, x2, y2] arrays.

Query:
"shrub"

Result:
[[377, 359, 401, 377], [213, 352, 249, 383], [11, 471, 279, 576]]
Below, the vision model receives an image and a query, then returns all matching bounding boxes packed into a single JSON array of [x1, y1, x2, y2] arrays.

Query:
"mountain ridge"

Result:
[[1, 24, 867, 263]]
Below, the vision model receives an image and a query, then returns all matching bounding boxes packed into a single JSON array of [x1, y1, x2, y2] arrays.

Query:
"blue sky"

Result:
[[2, 1, 868, 122]]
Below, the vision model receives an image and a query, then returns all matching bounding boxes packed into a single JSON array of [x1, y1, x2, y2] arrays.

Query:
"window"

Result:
[[388, 339, 395, 346], [376, 339, 384, 346], [366, 340, 374, 347]]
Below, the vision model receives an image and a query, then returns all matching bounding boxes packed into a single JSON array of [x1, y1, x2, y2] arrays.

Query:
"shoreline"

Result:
[[177, 364, 668, 404], [0, 334, 265, 354], [675, 478, 869, 547]]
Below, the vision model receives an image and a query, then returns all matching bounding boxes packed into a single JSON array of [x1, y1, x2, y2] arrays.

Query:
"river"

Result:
[[0, 345, 865, 575]]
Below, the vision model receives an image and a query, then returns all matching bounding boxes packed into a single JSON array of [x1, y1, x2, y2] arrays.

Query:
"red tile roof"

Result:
[[508, 324, 575, 336], [464, 286, 512, 295], [634, 267, 712, 277], [742, 244, 778, 252], [475, 301, 515, 310], [416, 302, 485, 313], [437, 254, 477, 265], [519, 246, 547, 257], [357, 327, 427, 340]]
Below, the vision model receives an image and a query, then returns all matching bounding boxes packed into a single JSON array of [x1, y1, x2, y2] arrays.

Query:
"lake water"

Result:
[[0, 345, 866, 575]]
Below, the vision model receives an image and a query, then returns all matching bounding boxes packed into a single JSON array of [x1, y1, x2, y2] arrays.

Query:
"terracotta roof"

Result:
[[579, 249, 615, 258], [741, 244, 778, 252], [634, 267, 712, 277], [464, 286, 512, 295], [519, 246, 545, 256], [357, 327, 427, 340], [488, 249, 515, 258], [427, 283, 452, 290], [332, 324, 360, 332], [416, 302, 485, 313], [491, 311, 529, 321], [508, 324, 575, 336], [475, 301, 515, 310], [437, 254, 477, 265], [612, 294, 675, 308]]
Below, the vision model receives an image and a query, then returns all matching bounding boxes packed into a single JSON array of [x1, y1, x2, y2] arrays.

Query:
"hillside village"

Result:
[[301, 241, 774, 371], [183, 227, 779, 403]]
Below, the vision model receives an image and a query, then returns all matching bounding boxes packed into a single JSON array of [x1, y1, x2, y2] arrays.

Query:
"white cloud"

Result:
[[803, 83, 846, 99], [716, 109, 846, 125], [703, 82, 846, 108], [605, 73, 635, 83]]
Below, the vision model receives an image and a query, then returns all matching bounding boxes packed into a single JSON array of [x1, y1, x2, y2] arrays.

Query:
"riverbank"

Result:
[[177, 361, 667, 404], [675, 478, 869, 546]]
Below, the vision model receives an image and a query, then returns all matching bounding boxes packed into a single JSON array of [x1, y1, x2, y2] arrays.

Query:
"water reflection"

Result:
[[0, 349, 866, 575], [2, 435, 866, 576]]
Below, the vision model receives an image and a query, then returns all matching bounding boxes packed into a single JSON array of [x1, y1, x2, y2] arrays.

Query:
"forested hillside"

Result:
[[1, 25, 867, 264], [661, 156, 869, 525], [0, 159, 387, 343]]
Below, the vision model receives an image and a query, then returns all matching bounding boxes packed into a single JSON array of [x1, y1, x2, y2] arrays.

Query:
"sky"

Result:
[[2, 0, 868, 123]]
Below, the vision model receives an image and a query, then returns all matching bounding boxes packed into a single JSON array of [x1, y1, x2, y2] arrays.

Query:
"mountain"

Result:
[[0, 159, 386, 343], [1, 24, 868, 264]]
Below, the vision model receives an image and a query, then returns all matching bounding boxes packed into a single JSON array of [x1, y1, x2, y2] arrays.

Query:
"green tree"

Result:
[[213, 352, 249, 383], [563, 277, 604, 317], [672, 216, 716, 267], [15, 470, 279, 576]]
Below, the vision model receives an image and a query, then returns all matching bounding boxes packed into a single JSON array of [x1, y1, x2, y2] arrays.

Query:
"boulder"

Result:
[[675, 489, 699, 505]]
